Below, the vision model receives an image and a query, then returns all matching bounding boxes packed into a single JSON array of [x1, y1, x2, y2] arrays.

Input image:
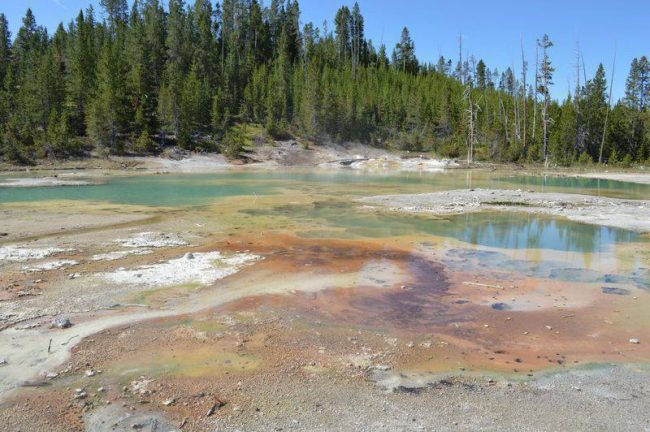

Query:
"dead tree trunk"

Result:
[[532, 45, 538, 142], [599, 47, 616, 164], [465, 86, 479, 163], [521, 40, 528, 157], [500, 98, 509, 150]]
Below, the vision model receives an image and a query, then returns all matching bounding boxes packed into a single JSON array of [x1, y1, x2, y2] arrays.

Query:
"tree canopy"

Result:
[[0, 2, 648, 166]]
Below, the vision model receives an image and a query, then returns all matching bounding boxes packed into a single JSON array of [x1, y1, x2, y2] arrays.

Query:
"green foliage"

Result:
[[392, 27, 418, 74], [222, 124, 249, 159], [178, 62, 210, 149], [46, 110, 84, 157], [577, 152, 593, 166], [619, 154, 634, 168], [0, 3, 648, 167], [134, 129, 157, 153]]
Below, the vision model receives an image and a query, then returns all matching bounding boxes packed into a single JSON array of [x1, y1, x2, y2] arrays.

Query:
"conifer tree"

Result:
[[582, 64, 607, 159], [0, 3, 648, 166], [0, 14, 11, 87], [537, 34, 554, 162], [392, 27, 417, 74], [67, 8, 97, 136]]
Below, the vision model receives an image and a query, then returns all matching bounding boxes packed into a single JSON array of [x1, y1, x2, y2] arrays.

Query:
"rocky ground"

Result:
[[0, 141, 396, 174], [2, 309, 649, 431], [361, 188, 650, 232]]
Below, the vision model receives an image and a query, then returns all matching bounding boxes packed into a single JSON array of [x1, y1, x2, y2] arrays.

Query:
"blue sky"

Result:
[[2, 0, 647, 101]]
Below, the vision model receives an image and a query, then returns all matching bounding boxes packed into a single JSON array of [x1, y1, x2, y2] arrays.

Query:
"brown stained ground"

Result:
[[2, 179, 650, 430], [3, 271, 648, 431], [108, 231, 650, 378]]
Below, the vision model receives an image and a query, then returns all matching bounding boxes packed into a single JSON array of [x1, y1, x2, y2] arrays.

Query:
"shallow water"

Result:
[[244, 200, 640, 253], [1, 168, 649, 391], [2, 169, 649, 206], [1, 170, 647, 256], [500, 174, 650, 199]]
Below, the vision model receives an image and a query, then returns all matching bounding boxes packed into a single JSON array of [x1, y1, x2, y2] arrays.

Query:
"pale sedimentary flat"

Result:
[[90, 249, 153, 261], [114, 232, 188, 248], [349, 157, 458, 172], [131, 154, 230, 172], [360, 188, 650, 232], [99, 251, 260, 288], [0, 245, 73, 263], [21, 259, 78, 272], [0, 177, 94, 187], [319, 155, 458, 172]]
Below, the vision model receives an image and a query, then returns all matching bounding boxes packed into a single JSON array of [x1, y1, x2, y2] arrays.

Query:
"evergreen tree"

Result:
[[581, 64, 607, 159], [159, 0, 188, 138], [350, 2, 365, 74], [0, 13, 12, 136], [0, 14, 11, 86], [0, 3, 648, 166], [178, 61, 210, 148], [334, 6, 351, 63], [87, 31, 129, 153], [624, 57, 650, 111], [67, 8, 97, 136], [100, 0, 128, 33], [476, 60, 487, 89], [392, 27, 417, 74], [537, 34, 554, 161]]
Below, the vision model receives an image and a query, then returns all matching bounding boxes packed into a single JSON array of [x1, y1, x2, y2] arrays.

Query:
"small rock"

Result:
[[184, 252, 195, 260], [629, 338, 641, 344], [545, 325, 553, 330], [207, 399, 226, 416], [68, 273, 80, 280], [601, 287, 630, 296], [85, 370, 96, 377], [97, 387, 105, 392], [51, 316, 72, 329], [163, 398, 175, 406]]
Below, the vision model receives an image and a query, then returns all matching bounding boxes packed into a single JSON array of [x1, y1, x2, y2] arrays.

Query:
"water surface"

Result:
[[500, 175, 650, 199], [2, 170, 649, 207]]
